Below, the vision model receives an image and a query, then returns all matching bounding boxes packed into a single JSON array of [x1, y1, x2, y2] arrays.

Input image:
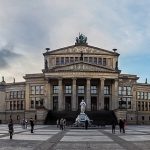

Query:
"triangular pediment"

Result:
[[44, 45, 119, 56], [50, 62, 116, 72]]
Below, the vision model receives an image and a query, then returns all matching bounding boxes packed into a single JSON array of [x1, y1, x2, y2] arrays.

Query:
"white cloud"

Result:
[[0, 0, 150, 82]]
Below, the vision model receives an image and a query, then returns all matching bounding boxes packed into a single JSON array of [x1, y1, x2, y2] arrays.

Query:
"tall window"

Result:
[[65, 85, 72, 94], [65, 57, 69, 64], [98, 58, 102, 65], [78, 86, 84, 94], [89, 57, 93, 63], [30, 98, 34, 108], [104, 85, 111, 95], [70, 57, 74, 63], [61, 57, 64, 65], [56, 57, 60, 65], [53, 85, 59, 94], [91, 86, 97, 94], [93, 57, 97, 64], [84, 57, 88, 62], [103, 58, 106, 66], [53, 96, 58, 111]]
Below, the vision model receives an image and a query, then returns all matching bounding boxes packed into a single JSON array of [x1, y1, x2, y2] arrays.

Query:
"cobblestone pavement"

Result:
[[0, 124, 150, 150]]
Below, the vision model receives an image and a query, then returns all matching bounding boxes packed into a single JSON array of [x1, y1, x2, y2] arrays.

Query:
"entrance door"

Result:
[[104, 97, 109, 110], [65, 96, 71, 111], [78, 96, 84, 111], [91, 96, 97, 111]]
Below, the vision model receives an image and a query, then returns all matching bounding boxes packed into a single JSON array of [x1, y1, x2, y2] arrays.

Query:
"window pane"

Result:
[[78, 86, 84, 94], [91, 86, 97, 94], [65, 85, 72, 94], [53, 85, 59, 94]]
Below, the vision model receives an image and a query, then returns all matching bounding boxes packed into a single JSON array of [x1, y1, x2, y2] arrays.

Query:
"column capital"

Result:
[[100, 78, 105, 81], [86, 78, 91, 81], [72, 77, 77, 80]]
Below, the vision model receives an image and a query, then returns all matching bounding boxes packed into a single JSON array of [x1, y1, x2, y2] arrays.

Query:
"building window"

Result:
[[53, 85, 59, 94], [65, 57, 69, 64], [61, 57, 65, 65], [78, 86, 84, 94], [13, 101, 16, 110], [94, 57, 97, 64], [10, 92, 13, 99], [84, 57, 88, 62], [10, 101, 12, 110], [141, 92, 144, 99], [148, 93, 150, 100], [98, 58, 102, 65], [56, 57, 60, 65], [70, 57, 74, 63], [31, 86, 44, 95], [91, 86, 97, 94], [103, 58, 106, 66], [75, 57, 78, 62], [122, 86, 131, 96], [137, 92, 140, 99], [144, 92, 148, 100], [31, 99, 34, 109], [119, 87, 122, 95], [104, 85, 111, 95], [142, 116, 144, 121], [89, 57, 93, 63], [31, 86, 35, 95], [65, 85, 72, 94], [53, 96, 58, 111]]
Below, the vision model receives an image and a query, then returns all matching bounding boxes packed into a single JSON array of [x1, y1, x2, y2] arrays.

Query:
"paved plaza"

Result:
[[0, 124, 150, 149]]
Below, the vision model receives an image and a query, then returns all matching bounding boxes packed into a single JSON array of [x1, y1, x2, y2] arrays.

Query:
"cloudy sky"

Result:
[[0, 0, 150, 83]]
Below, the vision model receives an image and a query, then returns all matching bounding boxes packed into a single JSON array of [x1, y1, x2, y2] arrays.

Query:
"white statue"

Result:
[[80, 99, 86, 113]]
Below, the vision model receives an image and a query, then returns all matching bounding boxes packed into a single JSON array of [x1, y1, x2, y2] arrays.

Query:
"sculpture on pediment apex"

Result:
[[75, 33, 87, 45]]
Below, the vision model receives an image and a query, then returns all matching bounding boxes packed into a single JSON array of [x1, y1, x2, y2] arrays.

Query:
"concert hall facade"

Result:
[[0, 34, 150, 125]]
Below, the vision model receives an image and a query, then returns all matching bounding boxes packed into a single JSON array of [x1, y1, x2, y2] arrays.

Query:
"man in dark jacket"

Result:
[[30, 118, 34, 133], [8, 119, 14, 139]]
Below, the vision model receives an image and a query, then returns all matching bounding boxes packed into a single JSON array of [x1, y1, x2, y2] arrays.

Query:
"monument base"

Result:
[[74, 112, 91, 127]]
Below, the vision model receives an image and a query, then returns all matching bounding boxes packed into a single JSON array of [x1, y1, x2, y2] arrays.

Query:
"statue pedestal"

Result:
[[75, 113, 90, 127]]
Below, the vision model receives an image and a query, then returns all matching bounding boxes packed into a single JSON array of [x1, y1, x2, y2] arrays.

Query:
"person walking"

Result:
[[85, 120, 88, 130], [112, 120, 116, 134], [119, 118, 125, 133], [63, 118, 66, 130], [56, 119, 59, 128], [30, 118, 34, 133], [59, 118, 64, 130], [8, 119, 14, 139]]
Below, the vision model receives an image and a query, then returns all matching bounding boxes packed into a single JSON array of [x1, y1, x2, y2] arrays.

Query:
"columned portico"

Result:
[[86, 78, 91, 111], [58, 78, 63, 111]]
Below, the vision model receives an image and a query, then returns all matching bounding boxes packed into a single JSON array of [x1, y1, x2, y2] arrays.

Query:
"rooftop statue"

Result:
[[76, 33, 87, 45]]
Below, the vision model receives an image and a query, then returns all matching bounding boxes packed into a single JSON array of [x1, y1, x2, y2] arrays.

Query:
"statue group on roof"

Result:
[[76, 33, 87, 45]]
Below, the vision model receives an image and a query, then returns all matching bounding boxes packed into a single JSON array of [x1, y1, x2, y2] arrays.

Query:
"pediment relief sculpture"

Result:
[[51, 63, 115, 72], [49, 45, 115, 55]]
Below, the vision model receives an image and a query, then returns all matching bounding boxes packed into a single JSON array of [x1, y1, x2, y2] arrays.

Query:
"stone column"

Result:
[[112, 79, 119, 110], [72, 78, 77, 111], [58, 78, 63, 111], [25, 83, 30, 110], [99, 78, 105, 110], [86, 78, 91, 111], [44, 80, 52, 110]]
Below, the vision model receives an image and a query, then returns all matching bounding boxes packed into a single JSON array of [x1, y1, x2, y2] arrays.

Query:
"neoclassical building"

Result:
[[0, 34, 150, 124]]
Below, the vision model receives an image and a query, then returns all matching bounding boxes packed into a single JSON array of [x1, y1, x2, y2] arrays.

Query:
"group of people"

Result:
[[56, 118, 66, 130], [8, 117, 35, 139], [112, 118, 126, 134]]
